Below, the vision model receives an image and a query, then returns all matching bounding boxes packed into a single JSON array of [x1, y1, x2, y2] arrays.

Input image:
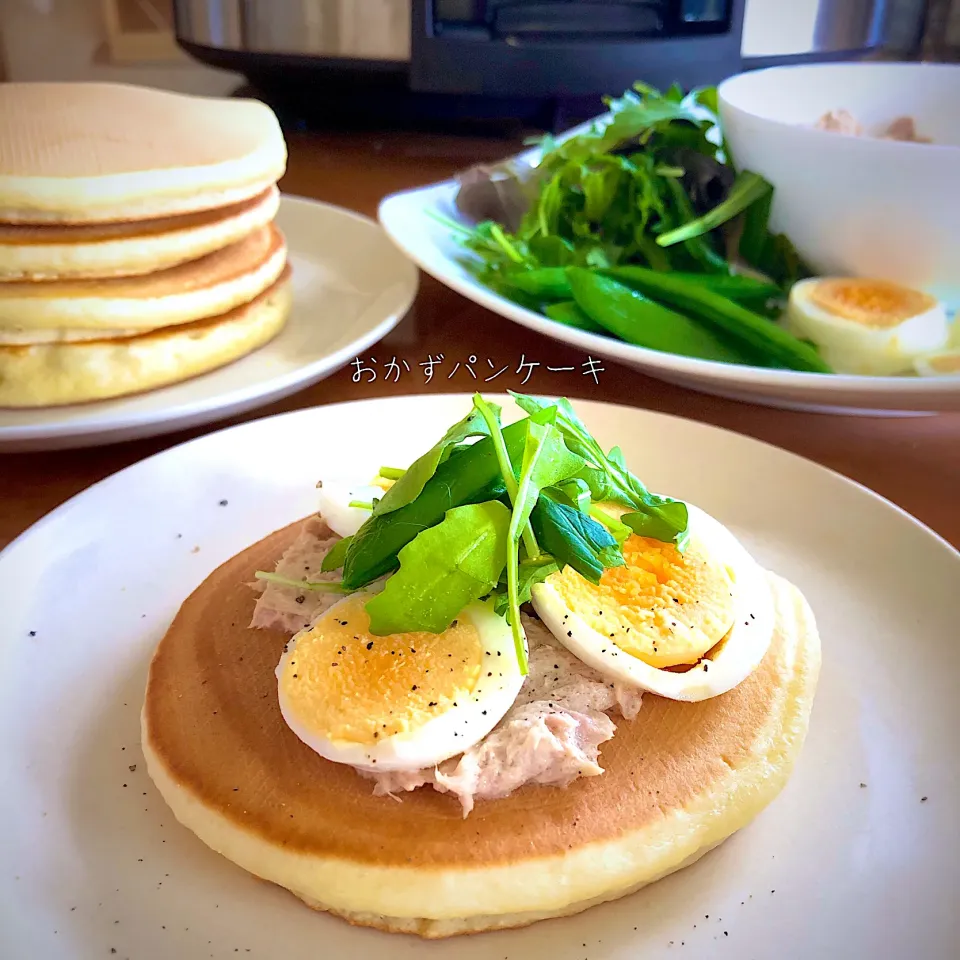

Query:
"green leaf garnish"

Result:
[[320, 536, 352, 573], [511, 392, 689, 544], [371, 406, 498, 518], [363, 501, 511, 636], [502, 418, 587, 671], [493, 555, 561, 618], [378, 466, 406, 480], [530, 490, 624, 584], [253, 571, 348, 593]]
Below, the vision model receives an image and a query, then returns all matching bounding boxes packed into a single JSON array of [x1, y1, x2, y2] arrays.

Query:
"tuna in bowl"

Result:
[[717, 62, 960, 310]]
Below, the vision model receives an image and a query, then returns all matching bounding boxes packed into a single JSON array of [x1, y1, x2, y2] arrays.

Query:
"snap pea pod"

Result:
[[341, 420, 529, 589], [567, 269, 755, 364], [507, 266, 782, 307], [504, 267, 570, 301], [544, 300, 607, 334], [609, 265, 832, 373], [618, 270, 782, 304]]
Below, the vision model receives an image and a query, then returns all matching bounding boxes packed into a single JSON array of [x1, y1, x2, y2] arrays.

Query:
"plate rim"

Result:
[[3, 391, 957, 568], [0, 194, 419, 447], [377, 180, 960, 402]]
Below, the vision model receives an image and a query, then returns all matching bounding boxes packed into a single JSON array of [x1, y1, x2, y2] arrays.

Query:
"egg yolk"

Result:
[[928, 353, 960, 374], [810, 278, 936, 329], [546, 533, 736, 668], [277, 595, 484, 745]]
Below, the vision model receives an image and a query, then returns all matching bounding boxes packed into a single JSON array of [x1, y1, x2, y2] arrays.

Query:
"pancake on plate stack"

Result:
[[0, 82, 291, 408]]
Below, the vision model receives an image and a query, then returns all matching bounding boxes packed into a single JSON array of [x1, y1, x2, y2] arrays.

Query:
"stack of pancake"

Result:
[[0, 82, 291, 408]]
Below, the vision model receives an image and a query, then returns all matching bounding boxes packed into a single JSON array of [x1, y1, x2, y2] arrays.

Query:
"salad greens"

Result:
[[364, 501, 511, 636], [448, 81, 831, 374], [260, 394, 688, 676]]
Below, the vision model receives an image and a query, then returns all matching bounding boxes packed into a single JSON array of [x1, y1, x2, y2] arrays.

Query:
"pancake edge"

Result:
[[0, 273, 292, 408], [0, 187, 281, 282]]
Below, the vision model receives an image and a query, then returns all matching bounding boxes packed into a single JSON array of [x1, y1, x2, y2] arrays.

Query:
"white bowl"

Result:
[[718, 62, 960, 309]]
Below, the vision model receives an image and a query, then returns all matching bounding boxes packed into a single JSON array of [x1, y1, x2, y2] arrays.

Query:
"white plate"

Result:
[[0, 196, 418, 452], [1, 393, 958, 959], [378, 177, 960, 416]]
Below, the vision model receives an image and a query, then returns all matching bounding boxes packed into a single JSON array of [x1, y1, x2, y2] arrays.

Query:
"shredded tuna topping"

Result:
[[249, 518, 343, 633], [252, 523, 644, 816]]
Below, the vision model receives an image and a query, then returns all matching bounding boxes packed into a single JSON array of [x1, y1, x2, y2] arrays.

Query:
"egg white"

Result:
[[531, 504, 775, 702], [276, 595, 524, 772], [317, 478, 392, 539], [786, 278, 949, 376]]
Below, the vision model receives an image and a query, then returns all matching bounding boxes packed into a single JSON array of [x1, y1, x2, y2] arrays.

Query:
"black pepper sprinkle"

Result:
[[412, 685, 418, 691], [219, 499, 228, 506], [295, 595, 305, 605], [921, 796, 928, 802], [28, 630, 36, 637], [366, 641, 374, 650], [703, 663, 710, 672], [860, 782, 867, 788], [567, 631, 573, 637]]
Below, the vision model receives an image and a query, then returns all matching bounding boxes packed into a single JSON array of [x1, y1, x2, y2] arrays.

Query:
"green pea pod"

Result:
[[566, 268, 755, 364], [544, 301, 607, 334], [609, 265, 832, 373], [629, 270, 781, 304], [341, 419, 529, 590], [505, 267, 571, 300]]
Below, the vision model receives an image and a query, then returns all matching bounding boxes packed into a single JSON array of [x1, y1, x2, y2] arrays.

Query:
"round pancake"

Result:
[[0, 271, 291, 407], [0, 83, 286, 224], [0, 224, 286, 334], [141, 520, 821, 939], [0, 187, 280, 281]]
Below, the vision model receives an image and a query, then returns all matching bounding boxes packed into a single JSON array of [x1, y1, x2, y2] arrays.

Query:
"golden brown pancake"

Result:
[[0, 224, 287, 335], [0, 187, 281, 281], [0, 270, 291, 408], [0, 83, 286, 223], [141, 519, 821, 938]]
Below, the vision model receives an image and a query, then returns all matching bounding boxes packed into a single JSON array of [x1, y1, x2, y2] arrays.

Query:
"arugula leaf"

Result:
[[531, 490, 624, 584], [587, 505, 633, 545], [320, 535, 352, 573], [364, 501, 510, 636], [493, 556, 561, 618], [657, 171, 771, 248], [253, 571, 348, 593], [622, 502, 691, 547], [372, 406, 498, 518], [553, 477, 592, 512], [511, 392, 689, 545], [503, 419, 588, 670]]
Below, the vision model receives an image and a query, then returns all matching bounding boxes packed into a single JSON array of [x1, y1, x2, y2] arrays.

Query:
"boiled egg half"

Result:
[[786, 277, 949, 375], [276, 593, 523, 771], [317, 475, 395, 539], [530, 504, 775, 702]]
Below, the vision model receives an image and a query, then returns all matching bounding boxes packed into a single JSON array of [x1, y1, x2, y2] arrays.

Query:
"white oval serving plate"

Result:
[[378, 173, 960, 416]]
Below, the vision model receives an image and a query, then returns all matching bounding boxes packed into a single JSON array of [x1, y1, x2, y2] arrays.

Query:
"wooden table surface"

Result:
[[2, 129, 958, 551]]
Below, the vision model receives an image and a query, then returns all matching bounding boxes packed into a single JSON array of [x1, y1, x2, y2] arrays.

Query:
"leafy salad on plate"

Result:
[[441, 82, 957, 379]]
